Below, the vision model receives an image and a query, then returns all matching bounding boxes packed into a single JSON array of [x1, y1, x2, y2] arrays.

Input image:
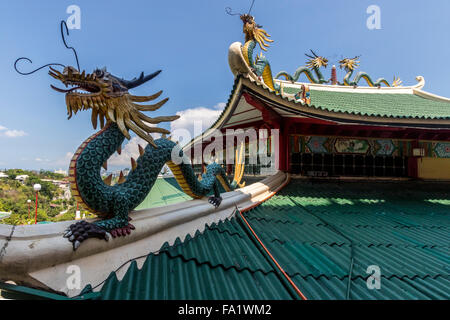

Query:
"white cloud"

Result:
[[108, 136, 148, 167], [46, 103, 225, 170], [4, 129, 27, 137], [0, 124, 27, 138], [50, 152, 74, 169], [170, 102, 225, 144], [107, 121, 171, 168]]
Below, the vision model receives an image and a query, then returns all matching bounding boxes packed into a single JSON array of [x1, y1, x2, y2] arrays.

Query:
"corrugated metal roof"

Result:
[[80, 179, 449, 300]]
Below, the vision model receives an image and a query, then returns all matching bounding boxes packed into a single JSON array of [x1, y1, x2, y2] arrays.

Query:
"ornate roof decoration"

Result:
[[230, 13, 405, 91], [338, 56, 395, 87]]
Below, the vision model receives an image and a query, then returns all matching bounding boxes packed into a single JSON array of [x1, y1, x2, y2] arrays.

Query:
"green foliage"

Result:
[[39, 170, 65, 180], [26, 177, 57, 199], [0, 168, 80, 225]]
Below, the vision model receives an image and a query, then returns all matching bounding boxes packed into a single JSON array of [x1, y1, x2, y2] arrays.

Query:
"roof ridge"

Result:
[[244, 74, 450, 120], [275, 76, 426, 92]]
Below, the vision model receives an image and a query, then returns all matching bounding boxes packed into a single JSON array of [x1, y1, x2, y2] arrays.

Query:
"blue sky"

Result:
[[0, 0, 449, 171]]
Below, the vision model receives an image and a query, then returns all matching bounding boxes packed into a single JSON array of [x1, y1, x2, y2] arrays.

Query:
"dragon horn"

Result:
[[120, 70, 162, 89], [310, 49, 319, 58]]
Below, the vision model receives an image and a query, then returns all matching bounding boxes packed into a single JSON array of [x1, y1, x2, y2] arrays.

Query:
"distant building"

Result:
[[0, 212, 11, 220], [15, 175, 29, 183], [62, 188, 71, 200], [54, 169, 68, 176], [0, 172, 8, 178]]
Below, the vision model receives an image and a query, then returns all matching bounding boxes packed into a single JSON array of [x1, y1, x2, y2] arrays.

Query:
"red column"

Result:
[[34, 192, 38, 224], [275, 119, 292, 172], [408, 140, 419, 178]]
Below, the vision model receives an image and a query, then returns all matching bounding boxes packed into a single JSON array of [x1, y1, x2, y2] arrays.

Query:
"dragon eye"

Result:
[[95, 69, 104, 78]]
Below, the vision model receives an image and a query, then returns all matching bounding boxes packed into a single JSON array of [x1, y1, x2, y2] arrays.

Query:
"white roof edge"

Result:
[[275, 76, 427, 94], [412, 89, 450, 103]]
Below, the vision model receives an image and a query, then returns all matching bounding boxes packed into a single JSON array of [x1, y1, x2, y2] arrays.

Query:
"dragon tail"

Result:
[[275, 72, 294, 82], [354, 72, 391, 87], [275, 67, 319, 84], [231, 142, 246, 189], [261, 63, 277, 91]]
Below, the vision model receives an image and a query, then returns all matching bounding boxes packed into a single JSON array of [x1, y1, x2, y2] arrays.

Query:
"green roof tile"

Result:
[[308, 90, 450, 119]]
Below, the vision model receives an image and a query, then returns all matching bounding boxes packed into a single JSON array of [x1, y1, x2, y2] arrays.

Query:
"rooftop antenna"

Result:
[[14, 20, 81, 75]]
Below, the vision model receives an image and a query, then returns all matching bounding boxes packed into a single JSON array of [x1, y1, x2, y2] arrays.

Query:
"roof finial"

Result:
[[331, 65, 337, 85]]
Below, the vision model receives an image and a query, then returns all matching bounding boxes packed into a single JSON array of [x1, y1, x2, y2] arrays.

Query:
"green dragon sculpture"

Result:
[[48, 66, 244, 250], [239, 14, 400, 90], [276, 50, 329, 84], [240, 14, 280, 92], [339, 56, 392, 87], [239, 16, 328, 90]]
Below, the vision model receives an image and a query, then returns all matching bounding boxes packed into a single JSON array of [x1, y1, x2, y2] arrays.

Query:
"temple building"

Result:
[[184, 49, 450, 181], [1, 15, 449, 301]]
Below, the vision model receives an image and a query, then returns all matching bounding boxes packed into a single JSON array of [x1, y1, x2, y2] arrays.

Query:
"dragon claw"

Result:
[[109, 219, 135, 239], [65, 221, 109, 251], [73, 240, 81, 251], [208, 196, 222, 208]]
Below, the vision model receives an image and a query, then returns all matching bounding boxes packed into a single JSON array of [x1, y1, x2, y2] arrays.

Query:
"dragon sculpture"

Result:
[[339, 56, 395, 87], [239, 15, 328, 90], [48, 66, 244, 250], [240, 14, 280, 91], [239, 14, 401, 90], [276, 50, 329, 84]]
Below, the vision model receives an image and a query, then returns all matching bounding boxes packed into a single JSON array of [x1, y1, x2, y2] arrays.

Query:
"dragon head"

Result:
[[305, 50, 328, 70], [240, 14, 273, 51], [339, 56, 360, 72], [49, 66, 179, 147]]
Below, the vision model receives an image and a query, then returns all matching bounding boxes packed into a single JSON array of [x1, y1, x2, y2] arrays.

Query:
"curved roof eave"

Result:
[[184, 42, 450, 151]]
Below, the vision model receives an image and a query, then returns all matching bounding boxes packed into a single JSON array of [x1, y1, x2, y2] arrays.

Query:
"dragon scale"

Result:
[[242, 39, 279, 91], [275, 65, 327, 84], [339, 57, 392, 87], [46, 65, 243, 249], [343, 69, 390, 87], [70, 123, 233, 232]]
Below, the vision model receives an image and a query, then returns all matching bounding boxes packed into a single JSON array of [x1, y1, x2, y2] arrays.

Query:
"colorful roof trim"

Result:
[[281, 84, 450, 120], [184, 73, 450, 152]]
